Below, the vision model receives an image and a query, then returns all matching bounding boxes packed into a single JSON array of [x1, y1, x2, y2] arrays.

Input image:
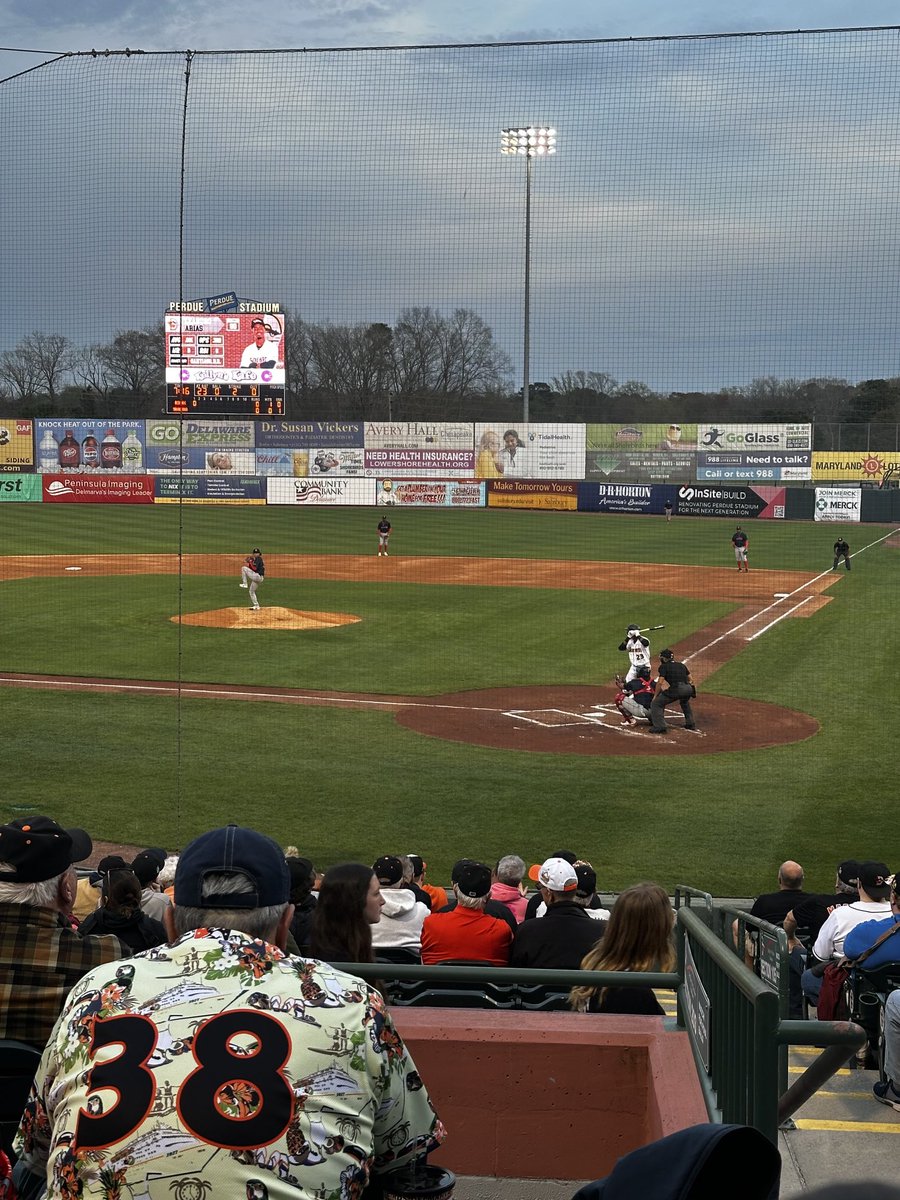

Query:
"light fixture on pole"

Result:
[[500, 125, 557, 424]]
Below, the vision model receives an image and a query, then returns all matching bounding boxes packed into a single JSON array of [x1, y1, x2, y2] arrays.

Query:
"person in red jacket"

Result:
[[420, 862, 512, 965]]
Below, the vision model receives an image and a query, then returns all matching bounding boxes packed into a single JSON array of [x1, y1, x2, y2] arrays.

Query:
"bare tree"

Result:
[[0, 344, 39, 402], [20, 331, 75, 401], [552, 369, 618, 396], [72, 345, 113, 396], [98, 324, 163, 399]]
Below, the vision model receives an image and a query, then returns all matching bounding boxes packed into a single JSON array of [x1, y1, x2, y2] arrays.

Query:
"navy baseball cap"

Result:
[[174, 824, 290, 909], [0, 816, 92, 883]]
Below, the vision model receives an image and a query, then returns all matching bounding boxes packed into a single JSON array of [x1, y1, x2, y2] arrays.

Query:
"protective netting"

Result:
[[3, 30, 900, 394]]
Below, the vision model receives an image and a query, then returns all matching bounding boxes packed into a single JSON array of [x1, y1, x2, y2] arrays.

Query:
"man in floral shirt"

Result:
[[16, 824, 445, 1199]]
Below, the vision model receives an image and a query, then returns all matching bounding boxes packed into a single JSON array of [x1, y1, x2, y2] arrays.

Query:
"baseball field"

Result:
[[1, 503, 896, 896]]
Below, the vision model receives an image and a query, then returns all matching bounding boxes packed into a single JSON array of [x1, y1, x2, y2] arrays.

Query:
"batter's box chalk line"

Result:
[[503, 708, 602, 728]]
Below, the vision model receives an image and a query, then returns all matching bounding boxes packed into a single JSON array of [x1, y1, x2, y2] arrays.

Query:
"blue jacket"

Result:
[[843, 914, 900, 969]]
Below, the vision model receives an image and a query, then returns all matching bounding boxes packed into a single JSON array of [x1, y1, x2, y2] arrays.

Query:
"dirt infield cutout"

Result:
[[174, 606, 360, 630]]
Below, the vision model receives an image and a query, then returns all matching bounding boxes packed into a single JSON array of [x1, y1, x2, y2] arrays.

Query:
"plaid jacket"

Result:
[[0, 901, 126, 1050]]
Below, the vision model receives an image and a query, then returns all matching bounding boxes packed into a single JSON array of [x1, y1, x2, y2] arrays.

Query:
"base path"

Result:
[[1, 553, 840, 756]]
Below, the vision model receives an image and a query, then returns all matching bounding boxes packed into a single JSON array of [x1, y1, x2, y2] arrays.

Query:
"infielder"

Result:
[[618, 624, 652, 683], [731, 526, 749, 572], [377, 515, 392, 556], [239, 547, 265, 610]]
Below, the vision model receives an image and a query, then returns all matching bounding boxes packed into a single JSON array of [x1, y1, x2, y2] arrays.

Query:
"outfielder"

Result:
[[377, 515, 392, 556], [618, 624, 652, 683], [239, 547, 265, 610]]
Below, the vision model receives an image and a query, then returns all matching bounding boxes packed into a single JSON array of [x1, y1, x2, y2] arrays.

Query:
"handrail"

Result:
[[676, 908, 866, 1141], [330, 961, 679, 990]]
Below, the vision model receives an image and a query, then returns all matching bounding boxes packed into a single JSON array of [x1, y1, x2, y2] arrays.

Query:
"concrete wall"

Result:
[[392, 1009, 708, 1186]]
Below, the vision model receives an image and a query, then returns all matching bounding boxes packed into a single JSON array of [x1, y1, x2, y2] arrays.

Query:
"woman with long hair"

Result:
[[78, 868, 168, 953], [309, 862, 384, 964], [569, 882, 675, 1015]]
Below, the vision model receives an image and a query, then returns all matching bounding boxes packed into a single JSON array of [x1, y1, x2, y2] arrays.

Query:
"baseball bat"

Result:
[[639, 625, 666, 632]]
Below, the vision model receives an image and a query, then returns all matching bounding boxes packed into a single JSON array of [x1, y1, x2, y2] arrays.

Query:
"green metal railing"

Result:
[[675, 907, 865, 1141]]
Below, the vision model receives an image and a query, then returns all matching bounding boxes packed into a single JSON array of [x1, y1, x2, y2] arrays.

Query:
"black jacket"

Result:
[[510, 902, 605, 969], [78, 907, 167, 953]]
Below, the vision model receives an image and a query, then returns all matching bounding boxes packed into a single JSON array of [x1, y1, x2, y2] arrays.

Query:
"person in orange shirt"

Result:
[[420, 862, 512, 965], [408, 854, 447, 911]]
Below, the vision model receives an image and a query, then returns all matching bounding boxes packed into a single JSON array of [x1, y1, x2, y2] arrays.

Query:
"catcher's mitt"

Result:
[[614, 674, 624, 688]]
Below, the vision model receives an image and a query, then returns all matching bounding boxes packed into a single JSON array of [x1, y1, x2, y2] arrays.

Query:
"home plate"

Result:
[[774, 592, 788, 598], [64, 566, 83, 571]]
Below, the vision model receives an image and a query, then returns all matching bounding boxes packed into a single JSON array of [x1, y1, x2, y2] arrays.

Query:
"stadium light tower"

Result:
[[500, 125, 557, 424]]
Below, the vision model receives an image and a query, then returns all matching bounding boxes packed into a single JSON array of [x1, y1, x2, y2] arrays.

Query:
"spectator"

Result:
[[802, 860, 893, 1007], [523, 849, 579, 919], [130, 848, 171, 922], [529, 861, 610, 921], [0, 815, 126, 1049], [421, 861, 513, 965], [570, 882, 675, 1014], [407, 853, 447, 912], [72, 853, 129, 921], [490, 854, 529, 923], [874, 989, 900, 1111], [309, 862, 383, 963], [748, 860, 807, 925], [77, 868, 168, 952], [435, 860, 517, 932], [286, 855, 318, 950], [733, 859, 807, 965], [510, 857, 605, 969], [573, 864, 612, 921], [843, 872, 900, 970], [15, 824, 444, 1197], [784, 860, 860, 943], [400, 854, 432, 910], [370, 855, 430, 955]]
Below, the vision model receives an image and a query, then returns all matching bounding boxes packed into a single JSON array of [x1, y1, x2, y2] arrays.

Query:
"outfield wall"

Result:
[[3, 470, 898, 522]]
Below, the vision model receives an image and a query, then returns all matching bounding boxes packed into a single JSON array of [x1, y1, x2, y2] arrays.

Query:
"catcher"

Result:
[[618, 623, 652, 682], [614, 665, 655, 726]]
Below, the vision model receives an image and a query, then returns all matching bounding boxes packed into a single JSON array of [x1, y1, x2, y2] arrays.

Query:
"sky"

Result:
[[3, 3, 900, 394], [1, 0, 899, 54]]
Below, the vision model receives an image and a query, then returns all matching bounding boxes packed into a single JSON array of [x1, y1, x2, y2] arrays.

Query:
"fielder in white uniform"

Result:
[[618, 624, 651, 683]]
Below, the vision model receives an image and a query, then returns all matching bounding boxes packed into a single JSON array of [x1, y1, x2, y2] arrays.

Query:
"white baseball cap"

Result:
[[535, 857, 578, 893]]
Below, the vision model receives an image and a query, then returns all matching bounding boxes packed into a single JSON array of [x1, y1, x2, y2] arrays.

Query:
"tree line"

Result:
[[1, 312, 900, 440]]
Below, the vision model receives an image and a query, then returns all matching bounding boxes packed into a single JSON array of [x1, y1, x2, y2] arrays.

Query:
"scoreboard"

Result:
[[166, 384, 285, 416], [164, 303, 286, 416]]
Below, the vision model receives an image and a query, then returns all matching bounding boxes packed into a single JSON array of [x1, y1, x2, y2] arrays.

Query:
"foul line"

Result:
[[686, 525, 900, 662], [0, 675, 504, 714]]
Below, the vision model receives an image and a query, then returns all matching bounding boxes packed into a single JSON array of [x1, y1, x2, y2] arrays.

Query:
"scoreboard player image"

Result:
[[239, 315, 283, 369]]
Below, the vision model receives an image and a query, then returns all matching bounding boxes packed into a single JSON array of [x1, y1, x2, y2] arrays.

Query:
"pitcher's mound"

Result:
[[173, 607, 361, 630]]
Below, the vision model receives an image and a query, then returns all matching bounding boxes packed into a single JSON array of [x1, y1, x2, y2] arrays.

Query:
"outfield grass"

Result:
[[1, 504, 897, 895]]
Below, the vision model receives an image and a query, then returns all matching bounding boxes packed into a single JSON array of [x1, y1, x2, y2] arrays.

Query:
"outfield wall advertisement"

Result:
[[42, 475, 155, 504], [578, 483, 658, 514], [267, 478, 374, 505], [486, 481, 579, 510], [812, 452, 900, 483], [695, 423, 811, 451], [814, 488, 862, 522], [675, 484, 787, 519], [0, 420, 35, 472], [697, 452, 812, 481], [154, 476, 266, 503], [0, 476, 42, 501]]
